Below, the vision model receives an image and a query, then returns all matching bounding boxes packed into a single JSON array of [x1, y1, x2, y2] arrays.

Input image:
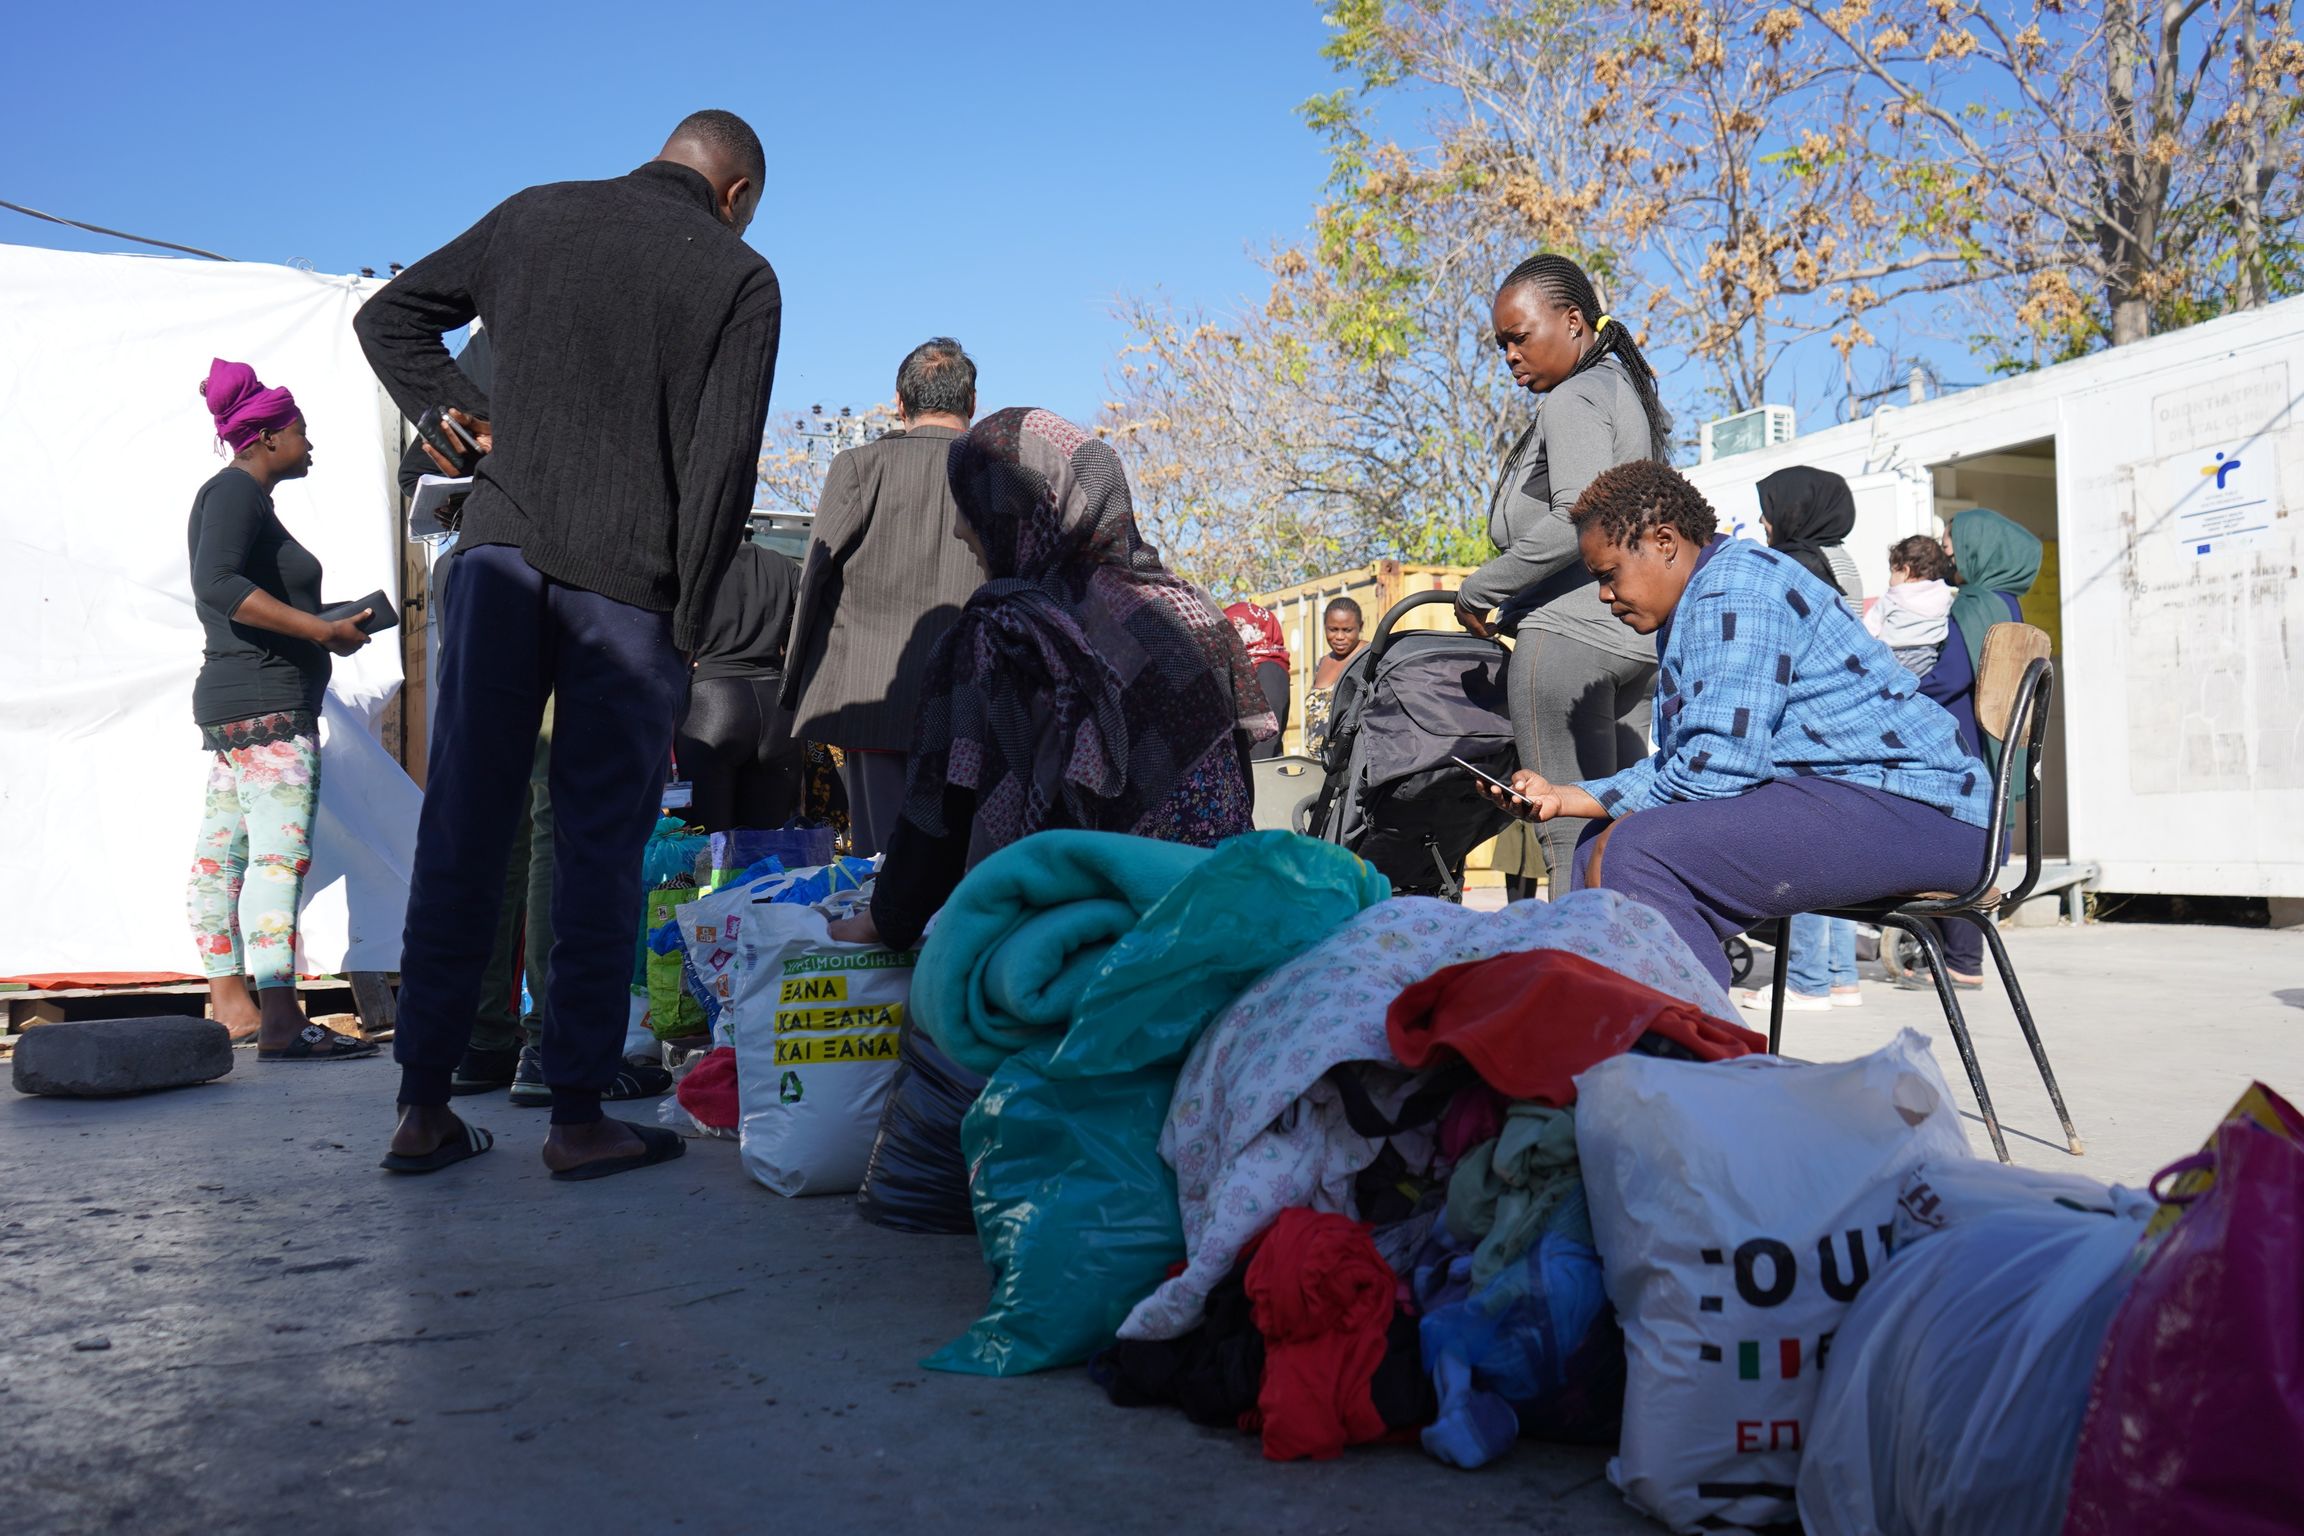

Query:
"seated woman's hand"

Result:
[[1476, 769, 1566, 822], [825, 910, 881, 945], [1453, 599, 1495, 640]]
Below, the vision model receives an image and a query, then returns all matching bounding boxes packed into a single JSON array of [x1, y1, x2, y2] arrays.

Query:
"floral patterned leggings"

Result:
[[187, 713, 320, 990]]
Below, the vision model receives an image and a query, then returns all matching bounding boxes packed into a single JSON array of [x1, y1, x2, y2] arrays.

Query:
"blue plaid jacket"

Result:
[[1579, 538, 1990, 828]]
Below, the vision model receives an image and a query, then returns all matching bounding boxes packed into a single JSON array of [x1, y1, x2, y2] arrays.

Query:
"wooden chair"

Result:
[[1765, 622, 2082, 1164]]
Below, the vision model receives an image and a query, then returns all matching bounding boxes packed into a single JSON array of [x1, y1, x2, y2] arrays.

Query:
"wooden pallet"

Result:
[[4, 975, 384, 1031]]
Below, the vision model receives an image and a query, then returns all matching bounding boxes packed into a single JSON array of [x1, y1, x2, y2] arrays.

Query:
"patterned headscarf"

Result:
[[906, 407, 1275, 857]]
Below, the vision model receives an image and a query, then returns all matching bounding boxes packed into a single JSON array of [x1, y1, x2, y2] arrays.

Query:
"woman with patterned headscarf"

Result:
[[830, 408, 1275, 950]]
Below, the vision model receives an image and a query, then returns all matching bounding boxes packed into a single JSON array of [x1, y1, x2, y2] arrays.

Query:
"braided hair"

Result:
[[1499, 254, 1673, 462]]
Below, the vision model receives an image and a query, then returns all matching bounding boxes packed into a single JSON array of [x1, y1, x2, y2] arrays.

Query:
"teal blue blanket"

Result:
[[911, 830, 1209, 1076]]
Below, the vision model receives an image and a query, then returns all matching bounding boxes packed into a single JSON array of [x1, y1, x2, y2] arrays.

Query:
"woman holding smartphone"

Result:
[[186, 359, 376, 1060], [1476, 460, 1989, 989]]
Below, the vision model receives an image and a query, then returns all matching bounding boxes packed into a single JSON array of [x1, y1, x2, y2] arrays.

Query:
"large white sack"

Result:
[[1797, 1163, 2151, 1536], [730, 904, 908, 1197], [1574, 1029, 1972, 1534]]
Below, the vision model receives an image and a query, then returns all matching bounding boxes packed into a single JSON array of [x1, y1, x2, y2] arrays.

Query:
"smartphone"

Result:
[[416, 405, 484, 476], [1451, 755, 1531, 805]]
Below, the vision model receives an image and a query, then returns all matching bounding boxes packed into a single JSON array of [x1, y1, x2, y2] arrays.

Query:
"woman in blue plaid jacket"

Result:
[[1478, 461, 1990, 989]]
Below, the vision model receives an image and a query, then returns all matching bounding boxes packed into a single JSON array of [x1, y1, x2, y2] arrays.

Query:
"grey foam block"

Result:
[[11, 1017, 234, 1097]]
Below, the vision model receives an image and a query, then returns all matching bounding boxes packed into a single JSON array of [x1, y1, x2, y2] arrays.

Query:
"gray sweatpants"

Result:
[[1508, 628, 1657, 891]]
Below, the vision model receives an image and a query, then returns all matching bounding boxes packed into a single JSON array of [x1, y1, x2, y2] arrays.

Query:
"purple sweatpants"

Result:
[[1573, 777, 1989, 987]]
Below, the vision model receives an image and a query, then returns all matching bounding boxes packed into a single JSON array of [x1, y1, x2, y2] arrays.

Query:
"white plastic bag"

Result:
[[677, 865, 817, 1047], [1573, 1029, 1972, 1534], [621, 992, 655, 1058], [1797, 1164, 2151, 1536], [730, 904, 911, 1196]]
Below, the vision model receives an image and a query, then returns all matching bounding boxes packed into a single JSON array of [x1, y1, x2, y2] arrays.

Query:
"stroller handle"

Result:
[[1366, 588, 1473, 668]]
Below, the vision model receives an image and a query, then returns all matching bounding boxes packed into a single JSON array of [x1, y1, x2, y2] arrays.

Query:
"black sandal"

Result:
[[602, 1059, 674, 1101], [379, 1113, 495, 1175], [549, 1120, 686, 1182], [258, 1023, 381, 1061]]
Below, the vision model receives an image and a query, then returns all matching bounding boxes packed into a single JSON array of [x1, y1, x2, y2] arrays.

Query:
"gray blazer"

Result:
[[779, 425, 988, 751]]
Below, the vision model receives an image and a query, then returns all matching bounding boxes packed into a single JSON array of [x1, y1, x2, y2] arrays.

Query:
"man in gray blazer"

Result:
[[780, 338, 987, 855]]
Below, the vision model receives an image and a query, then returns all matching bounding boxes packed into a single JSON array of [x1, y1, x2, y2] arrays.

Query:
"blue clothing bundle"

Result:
[[1579, 539, 1988, 829], [1414, 1194, 1624, 1469]]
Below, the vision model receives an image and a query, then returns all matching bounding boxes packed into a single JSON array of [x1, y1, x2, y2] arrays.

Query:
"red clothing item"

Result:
[[675, 1045, 739, 1129], [1224, 602, 1290, 670], [1243, 1208, 1396, 1461], [1386, 948, 1764, 1104]]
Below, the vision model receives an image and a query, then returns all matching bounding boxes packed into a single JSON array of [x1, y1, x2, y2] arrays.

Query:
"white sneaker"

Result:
[[1831, 987, 1865, 1008], [1736, 985, 1832, 1013]]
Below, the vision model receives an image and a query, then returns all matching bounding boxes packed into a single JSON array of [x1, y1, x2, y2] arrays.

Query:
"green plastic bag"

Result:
[[633, 819, 708, 987], [924, 1044, 1180, 1377], [923, 831, 1389, 1376], [644, 884, 706, 1041]]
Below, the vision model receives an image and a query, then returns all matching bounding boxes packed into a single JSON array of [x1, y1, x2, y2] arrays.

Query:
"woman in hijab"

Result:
[[832, 408, 1275, 949], [1741, 466, 1867, 1014], [1916, 507, 2043, 988], [1224, 600, 1292, 759], [1758, 466, 1863, 617], [186, 359, 377, 1060]]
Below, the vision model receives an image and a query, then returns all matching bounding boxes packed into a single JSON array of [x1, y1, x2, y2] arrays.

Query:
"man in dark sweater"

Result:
[[356, 109, 782, 1180]]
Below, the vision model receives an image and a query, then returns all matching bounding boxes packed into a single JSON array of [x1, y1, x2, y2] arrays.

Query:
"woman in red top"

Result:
[[1225, 601, 1292, 760]]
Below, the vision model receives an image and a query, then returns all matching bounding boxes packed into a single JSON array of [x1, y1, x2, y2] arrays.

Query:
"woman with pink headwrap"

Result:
[[185, 359, 375, 1060]]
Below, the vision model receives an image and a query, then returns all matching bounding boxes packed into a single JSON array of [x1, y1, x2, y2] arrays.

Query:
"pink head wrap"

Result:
[[201, 358, 300, 452]]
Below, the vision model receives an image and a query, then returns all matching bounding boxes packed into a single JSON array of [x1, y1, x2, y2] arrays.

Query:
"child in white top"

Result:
[[1866, 535, 1957, 674]]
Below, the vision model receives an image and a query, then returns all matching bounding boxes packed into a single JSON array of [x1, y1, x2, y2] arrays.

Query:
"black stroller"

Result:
[[1304, 591, 1518, 900]]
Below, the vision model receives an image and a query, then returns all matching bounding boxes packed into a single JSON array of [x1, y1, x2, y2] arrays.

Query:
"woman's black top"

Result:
[[186, 466, 328, 726], [693, 541, 798, 683]]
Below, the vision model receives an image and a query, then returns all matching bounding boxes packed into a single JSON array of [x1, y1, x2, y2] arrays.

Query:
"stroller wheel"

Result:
[[1724, 936, 1755, 986], [1879, 927, 1924, 983]]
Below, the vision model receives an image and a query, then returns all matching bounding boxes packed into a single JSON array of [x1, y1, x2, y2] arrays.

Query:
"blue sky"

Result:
[[2, 1, 1343, 425]]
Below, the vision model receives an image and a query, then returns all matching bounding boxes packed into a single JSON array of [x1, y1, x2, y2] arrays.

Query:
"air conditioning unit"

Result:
[[1700, 404, 1797, 464]]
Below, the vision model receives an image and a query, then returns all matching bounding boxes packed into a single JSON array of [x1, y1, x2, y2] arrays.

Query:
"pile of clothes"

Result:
[[787, 826, 2303, 1531], [868, 826, 1767, 1470], [1086, 896, 1761, 1466]]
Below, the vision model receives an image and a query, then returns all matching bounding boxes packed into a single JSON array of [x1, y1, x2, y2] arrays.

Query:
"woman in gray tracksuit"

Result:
[[1455, 253, 1675, 892]]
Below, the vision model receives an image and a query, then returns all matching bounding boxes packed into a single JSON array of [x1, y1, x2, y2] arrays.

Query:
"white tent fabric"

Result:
[[0, 242, 417, 976]]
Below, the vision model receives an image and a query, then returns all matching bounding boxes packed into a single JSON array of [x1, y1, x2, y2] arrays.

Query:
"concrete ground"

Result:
[[4, 919, 2298, 1536]]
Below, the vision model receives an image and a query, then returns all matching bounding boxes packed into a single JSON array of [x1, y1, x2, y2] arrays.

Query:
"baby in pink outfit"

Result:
[[1866, 534, 1957, 674]]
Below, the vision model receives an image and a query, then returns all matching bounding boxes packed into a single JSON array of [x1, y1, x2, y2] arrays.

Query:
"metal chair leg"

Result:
[[1767, 917, 1792, 1055], [1975, 916, 2084, 1156], [1888, 914, 2010, 1163]]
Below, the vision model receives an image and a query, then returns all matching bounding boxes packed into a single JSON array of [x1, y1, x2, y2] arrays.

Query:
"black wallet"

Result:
[[316, 590, 400, 635]]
